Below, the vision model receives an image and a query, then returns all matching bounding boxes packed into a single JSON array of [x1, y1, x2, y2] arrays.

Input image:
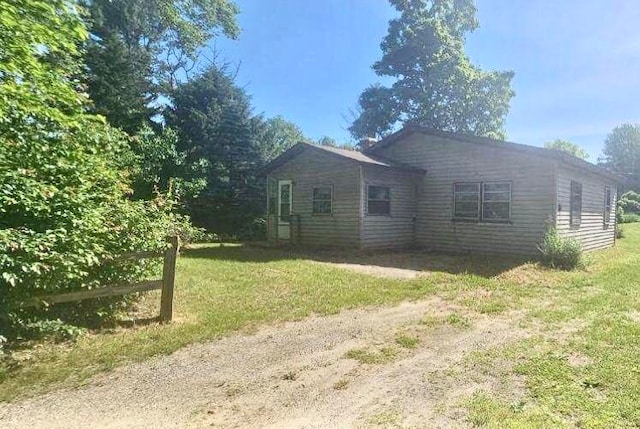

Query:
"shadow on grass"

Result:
[[181, 243, 531, 278]]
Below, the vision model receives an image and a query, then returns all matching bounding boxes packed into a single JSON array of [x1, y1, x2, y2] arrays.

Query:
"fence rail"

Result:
[[18, 236, 180, 323]]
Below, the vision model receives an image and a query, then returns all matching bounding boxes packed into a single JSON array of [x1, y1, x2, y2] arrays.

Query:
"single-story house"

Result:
[[262, 125, 621, 255]]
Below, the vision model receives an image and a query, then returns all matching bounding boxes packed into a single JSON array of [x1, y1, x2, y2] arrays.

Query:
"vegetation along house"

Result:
[[263, 125, 621, 255]]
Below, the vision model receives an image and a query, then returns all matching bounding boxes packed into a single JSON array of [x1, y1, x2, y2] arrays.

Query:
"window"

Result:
[[367, 185, 391, 215], [570, 181, 582, 226], [454, 183, 481, 219], [312, 186, 332, 214], [453, 181, 511, 222], [604, 186, 612, 225], [482, 182, 511, 220]]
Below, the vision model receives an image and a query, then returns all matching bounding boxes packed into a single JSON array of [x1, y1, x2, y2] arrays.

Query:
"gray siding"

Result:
[[266, 149, 361, 247], [378, 133, 556, 256], [556, 165, 617, 251], [360, 165, 419, 249]]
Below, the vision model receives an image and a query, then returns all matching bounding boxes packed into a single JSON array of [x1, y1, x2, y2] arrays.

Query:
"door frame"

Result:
[[277, 180, 293, 239]]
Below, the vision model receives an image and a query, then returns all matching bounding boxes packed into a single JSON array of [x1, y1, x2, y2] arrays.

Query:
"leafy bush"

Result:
[[616, 227, 625, 239], [538, 229, 583, 270], [618, 191, 640, 214], [621, 214, 640, 223], [0, 1, 192, 341], [616, 205, 625, 224]]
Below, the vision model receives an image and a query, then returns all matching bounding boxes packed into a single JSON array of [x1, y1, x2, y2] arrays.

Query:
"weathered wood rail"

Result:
[[19, 236, 180, 323]]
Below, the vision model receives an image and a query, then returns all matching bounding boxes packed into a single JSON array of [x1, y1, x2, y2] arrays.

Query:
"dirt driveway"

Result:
[[0, 296, 527, 429]]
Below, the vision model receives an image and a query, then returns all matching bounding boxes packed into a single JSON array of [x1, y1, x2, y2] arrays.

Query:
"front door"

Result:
[[277, 180, 292, 239]]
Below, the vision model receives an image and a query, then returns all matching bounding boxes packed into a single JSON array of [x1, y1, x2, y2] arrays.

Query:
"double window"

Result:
[[367, 185, 391, 215], [312, 186, 332, 215], [453, 181, 511, 222], [570, 181, 582, 226]]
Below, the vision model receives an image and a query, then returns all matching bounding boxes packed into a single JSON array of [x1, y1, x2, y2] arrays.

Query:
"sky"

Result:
[[214, 0, 640, 161]]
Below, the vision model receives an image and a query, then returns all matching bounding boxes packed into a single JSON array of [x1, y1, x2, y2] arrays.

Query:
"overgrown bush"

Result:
[[621, 213, 640, 223], [0, 1, 193, 342], [618, 191, 640, 214], [538, 228, 583, 270], [616, 227, 625, 239]]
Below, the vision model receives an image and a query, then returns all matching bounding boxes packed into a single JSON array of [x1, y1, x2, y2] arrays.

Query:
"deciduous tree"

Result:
[[350, 0, 514, 140], [544, 139, 589, 160]]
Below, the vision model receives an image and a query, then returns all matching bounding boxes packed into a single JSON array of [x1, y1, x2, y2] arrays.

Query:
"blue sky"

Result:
[[215, 0, 640, 160]]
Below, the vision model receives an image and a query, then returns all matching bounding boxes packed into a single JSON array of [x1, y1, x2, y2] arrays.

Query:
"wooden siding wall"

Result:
[[377, 134, 556, 256], [266, 150, 361, 247], [556, 166, 617, 251], [360, 165, 418, 249]]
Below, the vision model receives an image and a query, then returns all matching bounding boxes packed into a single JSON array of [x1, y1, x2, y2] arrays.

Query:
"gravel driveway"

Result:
[[0, 298, 526, 428]]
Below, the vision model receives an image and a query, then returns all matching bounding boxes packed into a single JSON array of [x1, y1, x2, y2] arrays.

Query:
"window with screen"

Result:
[[453, 183, 481, 219], [367, 185, 391, 215], [604, 186, 612, 225], [312, 186, 332, 214], [570, 181, 582, 226], [454, 181, 511, 222]]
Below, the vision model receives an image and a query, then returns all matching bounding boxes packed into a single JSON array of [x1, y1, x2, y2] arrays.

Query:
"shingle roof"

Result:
[[367, 125, 624, 183], [261, 141, 426, 175]]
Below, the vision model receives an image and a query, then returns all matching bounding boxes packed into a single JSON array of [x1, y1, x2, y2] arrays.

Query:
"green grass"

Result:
[[345, 346, 399, 364], [395, 334, 420, 349], [2, 224, 640, 429]]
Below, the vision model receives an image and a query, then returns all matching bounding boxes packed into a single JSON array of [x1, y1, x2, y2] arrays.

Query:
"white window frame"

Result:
[[312, 185, 333, 215]]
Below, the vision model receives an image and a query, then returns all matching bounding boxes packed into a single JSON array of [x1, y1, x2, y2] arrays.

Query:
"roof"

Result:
[[261, 141, 426, 175], [367, 125, 624, 183]]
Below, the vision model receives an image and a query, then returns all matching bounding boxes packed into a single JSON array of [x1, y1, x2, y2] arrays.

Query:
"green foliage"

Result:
[[85, 30, 155, 134], [538, 228, 583, 270], [621, 214, 640, 223], [0, 0, 187, 340], [258, 116, 306, 161], [349, 0, 514, 139], [616, 226, 624, 239], [618, 190, 640, 214], [600, 123, 640, 178], [129, 126, 208, 202], [83, 0, 240, 132], [168, 65, 275, 237], [544, 139, 589, 160]]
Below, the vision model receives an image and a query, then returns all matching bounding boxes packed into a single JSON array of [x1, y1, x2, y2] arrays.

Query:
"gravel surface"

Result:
[[0, 298, 526, 428]]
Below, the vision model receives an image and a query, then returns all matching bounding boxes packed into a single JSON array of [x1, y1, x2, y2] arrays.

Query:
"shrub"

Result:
[[621, 214, 640, 223], [0, 2, 193, 342], [538, 228, 583, 270], [616, 205, 625, 224], [616, 227, 625, 239]]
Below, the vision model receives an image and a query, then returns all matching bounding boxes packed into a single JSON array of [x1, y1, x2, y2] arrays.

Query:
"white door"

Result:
[[277, 180, 292, 239]]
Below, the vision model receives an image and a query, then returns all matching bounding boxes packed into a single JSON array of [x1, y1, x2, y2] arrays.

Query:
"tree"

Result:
[[0, 0, 186, 338], [349, 0, 514, 140], [317, 136, 338, 147], [544, 139, 589, 160], [600, 124, 640, 178], [83, 0, 240, 133], [167, 65, 265, 235], [257, 116, 306, 161]]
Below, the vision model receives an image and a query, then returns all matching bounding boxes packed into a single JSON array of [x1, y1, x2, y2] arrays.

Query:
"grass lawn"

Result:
[[1, 225, 639, 427]]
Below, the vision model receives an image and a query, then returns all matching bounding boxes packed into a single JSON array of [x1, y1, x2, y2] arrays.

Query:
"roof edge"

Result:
[[367, 125, 624, 183]]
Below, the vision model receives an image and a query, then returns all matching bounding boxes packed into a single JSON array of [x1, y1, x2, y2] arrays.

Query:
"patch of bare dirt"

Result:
[[321, 262, 427, 279], [0, 299, 529, 429]]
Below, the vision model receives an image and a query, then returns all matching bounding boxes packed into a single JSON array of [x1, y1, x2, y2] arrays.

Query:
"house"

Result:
[[262, 125, 621, 255]]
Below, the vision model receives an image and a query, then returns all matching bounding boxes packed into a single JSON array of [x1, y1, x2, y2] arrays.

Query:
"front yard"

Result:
[[1, 225, 639, 427]]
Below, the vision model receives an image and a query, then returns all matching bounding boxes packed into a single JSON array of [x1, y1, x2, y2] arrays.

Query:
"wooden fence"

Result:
[[19, 236, 180, 323]]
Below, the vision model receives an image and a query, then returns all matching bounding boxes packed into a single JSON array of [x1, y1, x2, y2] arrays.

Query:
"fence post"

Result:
[[160, 235, 179, 323]]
